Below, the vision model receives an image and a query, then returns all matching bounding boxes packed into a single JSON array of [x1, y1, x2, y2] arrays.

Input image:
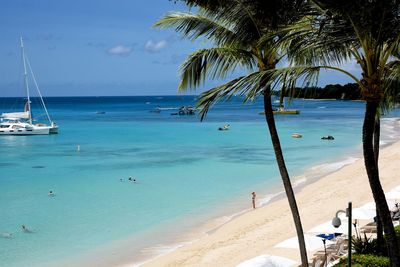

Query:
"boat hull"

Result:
[[259, 109, 300, 115], [273, 109, 300, 115], [0, 122, 54, 135], [49, 125, 58, 134], [0, 127, 50, 135]]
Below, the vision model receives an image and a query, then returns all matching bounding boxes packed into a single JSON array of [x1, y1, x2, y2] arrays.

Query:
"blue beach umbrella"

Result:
[[315, 233, 341, 267], [316, 233, 341, 240]]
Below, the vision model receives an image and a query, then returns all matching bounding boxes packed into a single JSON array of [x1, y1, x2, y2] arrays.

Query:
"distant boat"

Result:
[[0, 37, 58, 135], [273, 108, 300, 115], [291, 133, 302, 138], [218, 124, 230, 131], [259, 109, 301, 115], [179, 106, 195, 115], [259, 95, 300, 115], [171, 106, 195, 116]]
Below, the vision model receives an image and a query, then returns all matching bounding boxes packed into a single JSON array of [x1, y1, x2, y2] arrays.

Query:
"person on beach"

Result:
[[252, 192, 256, 209]]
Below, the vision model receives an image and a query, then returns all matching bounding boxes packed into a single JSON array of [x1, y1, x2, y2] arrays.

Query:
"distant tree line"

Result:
[[274, 83, 362, 100]]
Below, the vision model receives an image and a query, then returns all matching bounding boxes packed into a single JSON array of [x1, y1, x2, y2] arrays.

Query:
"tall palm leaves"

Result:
[[155, 3, 310, 266], [265, 1, 400, 264]]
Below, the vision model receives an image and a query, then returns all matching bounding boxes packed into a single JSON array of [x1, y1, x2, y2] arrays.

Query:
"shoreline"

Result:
[[136, 125, 400, 266], [46, 117, 400, 267]]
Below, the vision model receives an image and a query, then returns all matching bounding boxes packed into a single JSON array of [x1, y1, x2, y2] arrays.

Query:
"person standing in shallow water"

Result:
[[252, 192, 256, 209]]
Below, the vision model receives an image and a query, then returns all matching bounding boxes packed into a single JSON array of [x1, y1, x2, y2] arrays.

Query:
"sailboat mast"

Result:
[[20, 37, 32, 124], [26, 57, 53, 124], [279, 87, 285, 108]]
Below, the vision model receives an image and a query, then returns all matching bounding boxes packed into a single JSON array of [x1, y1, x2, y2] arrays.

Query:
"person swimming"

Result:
[[0, 232, 13, 238], [48, 190, 55, 197], [21, 225, 31, 233]]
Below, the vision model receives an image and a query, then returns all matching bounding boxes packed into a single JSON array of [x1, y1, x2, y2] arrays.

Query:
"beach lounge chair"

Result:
[[311, 237, 347, 267], [361, 221, 377, 234], [310, 255, 326, 267]]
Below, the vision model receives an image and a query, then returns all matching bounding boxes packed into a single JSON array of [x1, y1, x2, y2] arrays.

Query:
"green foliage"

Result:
[[394, 224, 400, 243], [177, 0, 308, 29], [394, 224, 400, 235], [273, 83, 361, 100], [352, 233, 378, 255], [334, 254, 390, 267]]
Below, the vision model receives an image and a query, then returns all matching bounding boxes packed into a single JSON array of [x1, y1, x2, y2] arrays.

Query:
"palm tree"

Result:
[[261, 0, 400, 264], [155, 1, 310, 265]]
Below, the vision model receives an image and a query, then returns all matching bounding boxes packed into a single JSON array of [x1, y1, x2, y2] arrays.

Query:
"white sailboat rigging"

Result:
[[0, 37, 58, 135]]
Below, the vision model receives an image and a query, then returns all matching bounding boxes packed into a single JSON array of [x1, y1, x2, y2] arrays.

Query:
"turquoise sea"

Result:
[[0, 96, 399, 267]]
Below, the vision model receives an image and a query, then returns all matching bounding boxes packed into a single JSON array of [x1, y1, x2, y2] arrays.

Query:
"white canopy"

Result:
[[1, 111, 29, 120], [307, 220, 349, 234], [275, 234, 334, 251], [385, 190, 400, 200], [361, 200, 397, 211], [236, 254, 297, 267], [338, 208, 376, 220], [390, 185, 400, 193]]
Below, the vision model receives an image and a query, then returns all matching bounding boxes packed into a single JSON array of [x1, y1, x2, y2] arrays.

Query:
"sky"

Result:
[[0, 0, 361, 96]]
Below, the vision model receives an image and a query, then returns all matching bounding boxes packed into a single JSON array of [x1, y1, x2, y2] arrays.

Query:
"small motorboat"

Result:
[[218, 124, 230, 131], [291, 133, 302, 138], [259, 109, 300, 115], [178, 106, 195, 115]]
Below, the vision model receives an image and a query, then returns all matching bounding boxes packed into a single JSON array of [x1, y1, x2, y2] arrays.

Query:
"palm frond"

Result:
[[196, 65, 324, 120], [154, 11, 243, 47], [266, 16, 355, 67], [381, 60, 400, 111], [196, 76, 246, 120], [178, 47, 256, 91]]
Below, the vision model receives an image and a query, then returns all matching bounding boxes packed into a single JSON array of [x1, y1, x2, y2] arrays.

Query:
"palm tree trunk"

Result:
[[374, 117, 380, 164], [263, 87, 308, 266], [373, 117, 384, 255], [363, 101, 400, 265]]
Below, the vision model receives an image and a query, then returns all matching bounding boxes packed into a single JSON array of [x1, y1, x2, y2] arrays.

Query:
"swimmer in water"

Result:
[[48, 190, 55, 197], [0, 232, 13, 238], [21, 225, 30, 232]]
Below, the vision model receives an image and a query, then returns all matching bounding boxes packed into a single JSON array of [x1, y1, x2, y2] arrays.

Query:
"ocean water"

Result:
[[0, 96, 399, 267]]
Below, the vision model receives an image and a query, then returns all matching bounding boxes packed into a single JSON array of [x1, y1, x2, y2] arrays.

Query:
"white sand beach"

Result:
[[138, 139, 400, 267]]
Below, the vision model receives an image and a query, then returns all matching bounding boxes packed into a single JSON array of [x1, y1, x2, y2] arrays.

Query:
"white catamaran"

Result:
[[0, 37, 58, 135]]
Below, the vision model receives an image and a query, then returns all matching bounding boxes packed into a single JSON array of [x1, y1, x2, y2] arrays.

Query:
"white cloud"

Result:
[[145, 40, 167, 52], [107, 45, 132, 56]]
